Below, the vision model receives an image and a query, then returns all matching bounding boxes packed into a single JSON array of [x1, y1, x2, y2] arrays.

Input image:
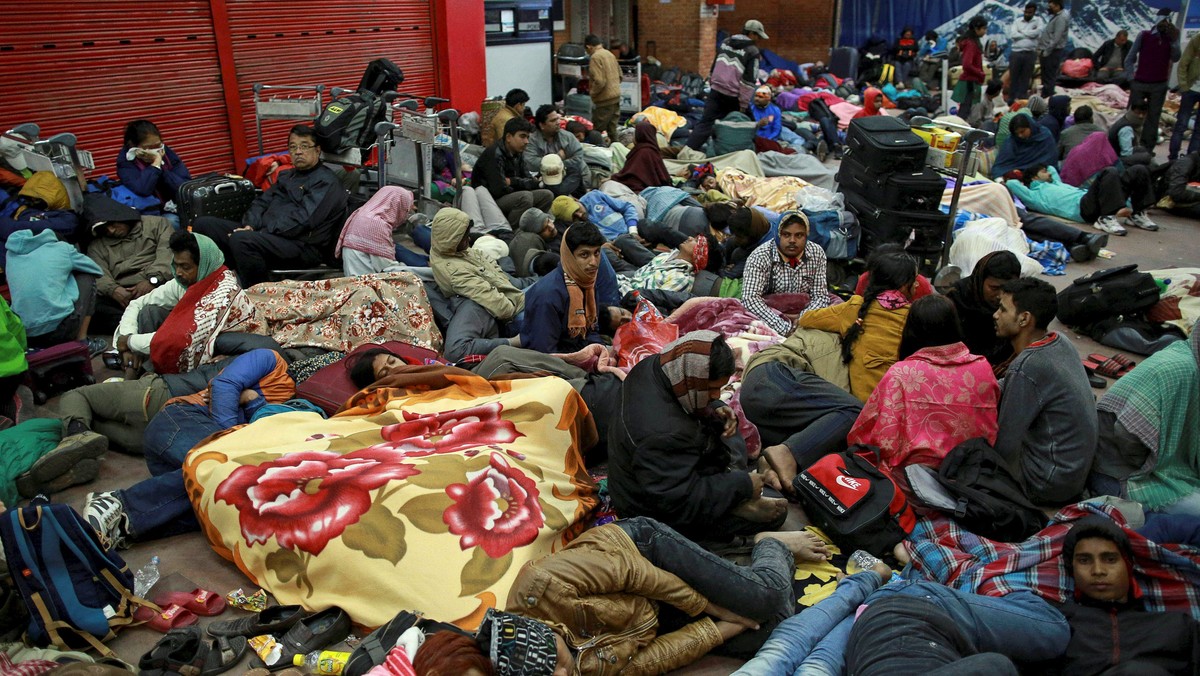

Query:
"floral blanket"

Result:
[[184, 373, 597, 628], [222, 272, 443, 354]]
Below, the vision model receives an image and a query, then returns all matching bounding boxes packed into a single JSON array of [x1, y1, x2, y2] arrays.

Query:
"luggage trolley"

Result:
[[4, 123, 95, 211], [907, 115, 994, 288], [252, 84, 326, 156], [373, 93, 463, 217]]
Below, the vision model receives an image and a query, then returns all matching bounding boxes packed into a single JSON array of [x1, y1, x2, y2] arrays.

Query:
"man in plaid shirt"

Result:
[[741, 211, 830, 336]]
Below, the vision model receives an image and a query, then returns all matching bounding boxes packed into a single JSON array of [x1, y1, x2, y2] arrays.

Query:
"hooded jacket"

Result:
[[853, 88, 885, 118], [85, 196, 174, 297], [429, 208, 524, 321], [5, 229, 103, 337], [509, 208, 551, 278], [709, 34, 761, 107]]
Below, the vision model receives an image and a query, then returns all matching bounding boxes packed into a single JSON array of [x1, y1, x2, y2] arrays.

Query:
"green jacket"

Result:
[[0, 297, 28, 379], [1180, 32, 1200, 91], [429, 208, 525, 321]]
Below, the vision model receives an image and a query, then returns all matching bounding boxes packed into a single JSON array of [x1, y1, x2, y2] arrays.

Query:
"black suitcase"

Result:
[[357, 58, 404, 95], [176, 173, 257, 229], [838, 156, 945, 212], [844, 116, 928, 173], [1056, 264, 1161, 327], [843, 189, 947, 244], [829, 46, 860, 80]]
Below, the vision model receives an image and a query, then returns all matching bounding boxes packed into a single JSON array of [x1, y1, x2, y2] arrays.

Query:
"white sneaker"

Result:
[[1093, 216, 1127, 236], [83, 491, 130, 550], [1123, 211, 1159, 231]]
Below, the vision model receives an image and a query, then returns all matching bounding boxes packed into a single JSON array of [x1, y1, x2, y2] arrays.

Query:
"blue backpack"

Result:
[[0, 499, 156, 655]]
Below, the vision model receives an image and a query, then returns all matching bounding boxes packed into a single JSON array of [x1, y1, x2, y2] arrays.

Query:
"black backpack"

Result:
[[314, 91, 387, 155], [344, 609, 467, 676], [905, 438, 1047, 542], [357, 58, 404, 95], [1056, 264, 1161, 327]]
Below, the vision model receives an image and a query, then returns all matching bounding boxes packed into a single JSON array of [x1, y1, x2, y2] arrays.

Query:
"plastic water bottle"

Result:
[[293, 650, 351, 675], [849, 549, 881, 573], [133, 556, 160, 598]]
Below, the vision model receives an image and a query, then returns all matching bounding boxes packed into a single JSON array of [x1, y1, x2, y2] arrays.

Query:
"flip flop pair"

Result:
[[1085, 353, 1136, 379], [137, 588, 226, 633]]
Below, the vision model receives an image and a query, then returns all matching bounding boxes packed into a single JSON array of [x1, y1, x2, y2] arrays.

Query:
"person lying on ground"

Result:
[[741, 211, 830, 336], [617, 233, 724, 296], [1006, 163, 1158, 235], [84, 194, 174, 333]]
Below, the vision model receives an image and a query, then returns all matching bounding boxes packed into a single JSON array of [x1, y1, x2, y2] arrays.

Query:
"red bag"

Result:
[[1061, 58, 1093, 78], [243, 153, 292, 190], [612, 295, 679, 369]]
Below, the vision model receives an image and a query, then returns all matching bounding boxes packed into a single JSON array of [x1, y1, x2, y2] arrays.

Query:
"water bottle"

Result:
[[133, 556, 160, 598], [849, 549, 881, 573], [292, 650, 351, 675]]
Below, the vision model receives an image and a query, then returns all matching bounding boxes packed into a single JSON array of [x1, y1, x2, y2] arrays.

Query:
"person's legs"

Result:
[[960, 80, 979, 121], [58, 378, 158, 446], [494, 191, 535, 229], [442, 297, 510, 363], [191, 216, 242, 264], [1120, 163, 1157, 213], [1169, 90, 1200, 160], [1142, 83, 1169, 150], [637, 220, 689, 248], [1079, 167, 1127, 222], [740, 363, 863, 469], [845, 596, 974, 676], [90, 295, 125, 335], [473, 187, 512, 233], [1009, 51, 1034, 103], [592, 100, 621, 144], [730, 571, 884, 676], [1040, 48, 1063, 96], [228, 230, 322, 287], [687, 91, 739, 151], [1155, 492, 1200, 517], [612, 234, 656, 268], [926, 653, 1018, 676], [529, 188, 554, 214]]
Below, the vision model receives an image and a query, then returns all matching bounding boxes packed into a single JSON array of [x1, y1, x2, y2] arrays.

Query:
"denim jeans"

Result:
[[1170, 90, 1200, 160], [615, 516, 795, 657], [740, 362, 863, 469], [118, 403, 221, 540]]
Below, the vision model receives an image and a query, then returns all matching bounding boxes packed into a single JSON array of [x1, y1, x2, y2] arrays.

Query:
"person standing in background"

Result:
[[1126, 9, 1182, 151], [1008, 2, 1044, 103], [1038, 0, 1070, 96], [585, 35, 622, 145]]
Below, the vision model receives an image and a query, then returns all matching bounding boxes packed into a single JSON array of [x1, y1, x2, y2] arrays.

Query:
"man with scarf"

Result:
[[1048, 517, 1200, 674], [609, 330, 787, 543], [521, 223, 628, 354], [741, 211, 830, 336]]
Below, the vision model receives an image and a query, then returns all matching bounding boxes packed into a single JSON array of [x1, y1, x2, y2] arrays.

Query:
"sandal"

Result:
[[155, 588, 226, 617], [135, 603, 199, 633], [138, 628, 193, 674], [1088, 353, 1135, 377], [1081, 362, 1106, 389], [1087, 356, 1125, 379], [156, 627, 247, 675]]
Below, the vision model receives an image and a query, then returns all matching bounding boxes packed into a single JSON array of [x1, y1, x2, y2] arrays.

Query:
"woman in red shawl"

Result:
[[611, 120, 673, 192]]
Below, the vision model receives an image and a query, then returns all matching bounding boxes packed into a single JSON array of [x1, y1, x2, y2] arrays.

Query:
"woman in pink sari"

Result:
[[848, 295, 1000, 482]]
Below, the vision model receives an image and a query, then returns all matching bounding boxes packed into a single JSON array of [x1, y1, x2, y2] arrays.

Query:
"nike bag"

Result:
[[793, 446, 916, 556]]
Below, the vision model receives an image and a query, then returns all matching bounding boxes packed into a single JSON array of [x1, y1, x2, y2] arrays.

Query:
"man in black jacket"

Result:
[[473, 117, 554, 231], [1093, 30, 1132, 84], [1051, 516, 1199, 675], [193, 124, 348, 286]]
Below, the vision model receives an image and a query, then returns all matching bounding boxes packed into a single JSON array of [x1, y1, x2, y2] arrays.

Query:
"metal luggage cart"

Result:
[[252, 84, 325, 156], [908, 115, 994, 288], [619, 60, 642, 115], [373, 93, 463, 217], [4, 123, 95, 211]]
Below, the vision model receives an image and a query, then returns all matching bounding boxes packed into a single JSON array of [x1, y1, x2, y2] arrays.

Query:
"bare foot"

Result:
[[893, 542, 911, 566], [761, 444, 799, 494], [756, 530, 831, 563], [731, 497, 788, 523]]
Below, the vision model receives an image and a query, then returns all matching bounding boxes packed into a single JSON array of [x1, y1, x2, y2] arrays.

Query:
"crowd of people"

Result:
[[0, 9, 1197, 676]]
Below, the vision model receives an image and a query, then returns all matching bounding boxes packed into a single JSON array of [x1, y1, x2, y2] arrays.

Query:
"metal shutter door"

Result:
[[0, 2, 235, 176], [226, 0, 439, 158]]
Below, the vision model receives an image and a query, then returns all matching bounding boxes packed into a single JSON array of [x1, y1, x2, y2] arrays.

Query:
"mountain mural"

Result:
[[932, 0, 1160, 52]]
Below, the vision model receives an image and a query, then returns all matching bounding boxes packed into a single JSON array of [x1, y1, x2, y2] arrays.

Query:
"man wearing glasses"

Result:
[[193, 124, 348, 286]]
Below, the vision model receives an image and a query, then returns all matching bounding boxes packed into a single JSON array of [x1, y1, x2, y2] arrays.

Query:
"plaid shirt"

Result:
[[907, 502, 1200, 617], [741, 239, 829, 335]]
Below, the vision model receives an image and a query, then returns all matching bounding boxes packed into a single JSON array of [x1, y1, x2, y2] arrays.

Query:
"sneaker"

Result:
[[833, 145, 845, 160], [1093, 216, 1127, 236], [84, 337, 107, 357], [815, 139, 829, 163], [1124, 211, 1159, 231], [83, 491, 130, 550], [14, 431, 107, 498]]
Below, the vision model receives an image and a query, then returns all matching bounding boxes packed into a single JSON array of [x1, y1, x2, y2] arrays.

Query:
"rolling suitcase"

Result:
[[829, 46, 860, 80], [843, 189, 946, 245], [843, 117, 928, 173], [26, 341, 94, 405], [175, 174, 257, 229], [838, 157, 946, 212]]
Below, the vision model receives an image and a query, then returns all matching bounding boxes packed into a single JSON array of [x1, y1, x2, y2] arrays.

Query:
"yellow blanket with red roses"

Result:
[[183, 374, 597, 629]]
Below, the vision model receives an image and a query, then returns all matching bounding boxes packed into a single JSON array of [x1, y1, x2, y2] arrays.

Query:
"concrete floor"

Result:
[[33, 162, 1199, 673]]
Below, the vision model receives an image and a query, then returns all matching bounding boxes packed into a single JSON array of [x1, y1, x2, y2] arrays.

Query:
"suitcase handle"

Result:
[[212, 182, 239, 194]]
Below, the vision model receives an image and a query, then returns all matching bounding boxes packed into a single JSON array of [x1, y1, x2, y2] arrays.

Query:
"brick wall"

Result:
[[716, 0, 837, 67], [636, 0, 718, 75]]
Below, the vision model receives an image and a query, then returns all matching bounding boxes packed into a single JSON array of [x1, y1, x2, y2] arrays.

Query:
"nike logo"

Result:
[[836, 474, 863, 491]]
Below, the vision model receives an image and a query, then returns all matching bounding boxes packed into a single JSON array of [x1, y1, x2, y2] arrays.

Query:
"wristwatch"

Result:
[[149, 276, 161, 286]]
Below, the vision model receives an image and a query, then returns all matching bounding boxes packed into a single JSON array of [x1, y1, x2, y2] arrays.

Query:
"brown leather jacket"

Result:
[[505, 524, 723, 675], [588, 47, 623, 105]]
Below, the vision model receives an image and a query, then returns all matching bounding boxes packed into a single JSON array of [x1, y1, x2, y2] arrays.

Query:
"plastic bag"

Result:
[[612, 294, 680, 368], [794, 184, 844, 213]]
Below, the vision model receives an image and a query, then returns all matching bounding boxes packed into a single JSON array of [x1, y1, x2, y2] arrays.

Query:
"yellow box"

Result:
[[913, 127, 961, 152]]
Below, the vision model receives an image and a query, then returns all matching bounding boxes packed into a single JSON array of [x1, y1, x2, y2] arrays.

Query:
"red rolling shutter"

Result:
[[0, 2, 235, 176], [224, 0, 440, 159]]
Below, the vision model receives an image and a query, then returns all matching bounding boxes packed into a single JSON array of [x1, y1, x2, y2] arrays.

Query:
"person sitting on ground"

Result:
[[608, 331, 788, 542], [742, 211, 831, 336], [749, 86, 803, 148], [1094, 30, 1132, 84], [847, 294, 1000, 482], [1051, 516, 1200, 675], [84, 348, 293, 548], [524, 104, 587, 197], [798, 251, 917, 401], [618, 233, 724, 295], [565, 119, 604, 147], [334, 186, 415, 276], [1009, 162, 1158, 236], [1107, 100, 1152, 164], [610, 120, 673, 193], [490, 88, 529, 146], [84, 194, 174, 333], [521, 223, 629, 354], [853, 243, 934, 299], [1058, 105, 1105, 159], [473, 117, 555, 230], [1091, 318, 1200, 517], [1039, 95, 1072, 142], [508, 208, 558, 278], [494, 517, 830, 676], [992, 113, 1060, 178], [430, 208, 524, 362], [5, 227, 102, 350], [993, 277, 1097, 506], [115, 119, 191, 222], [945, 250, 1022, 370], [192, 124, 348, 287], [1161, 151, 1200, 219]]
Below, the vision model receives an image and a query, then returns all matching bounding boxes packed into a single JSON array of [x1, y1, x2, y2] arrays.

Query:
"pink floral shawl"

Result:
[[848, 342, 1000, 475]]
